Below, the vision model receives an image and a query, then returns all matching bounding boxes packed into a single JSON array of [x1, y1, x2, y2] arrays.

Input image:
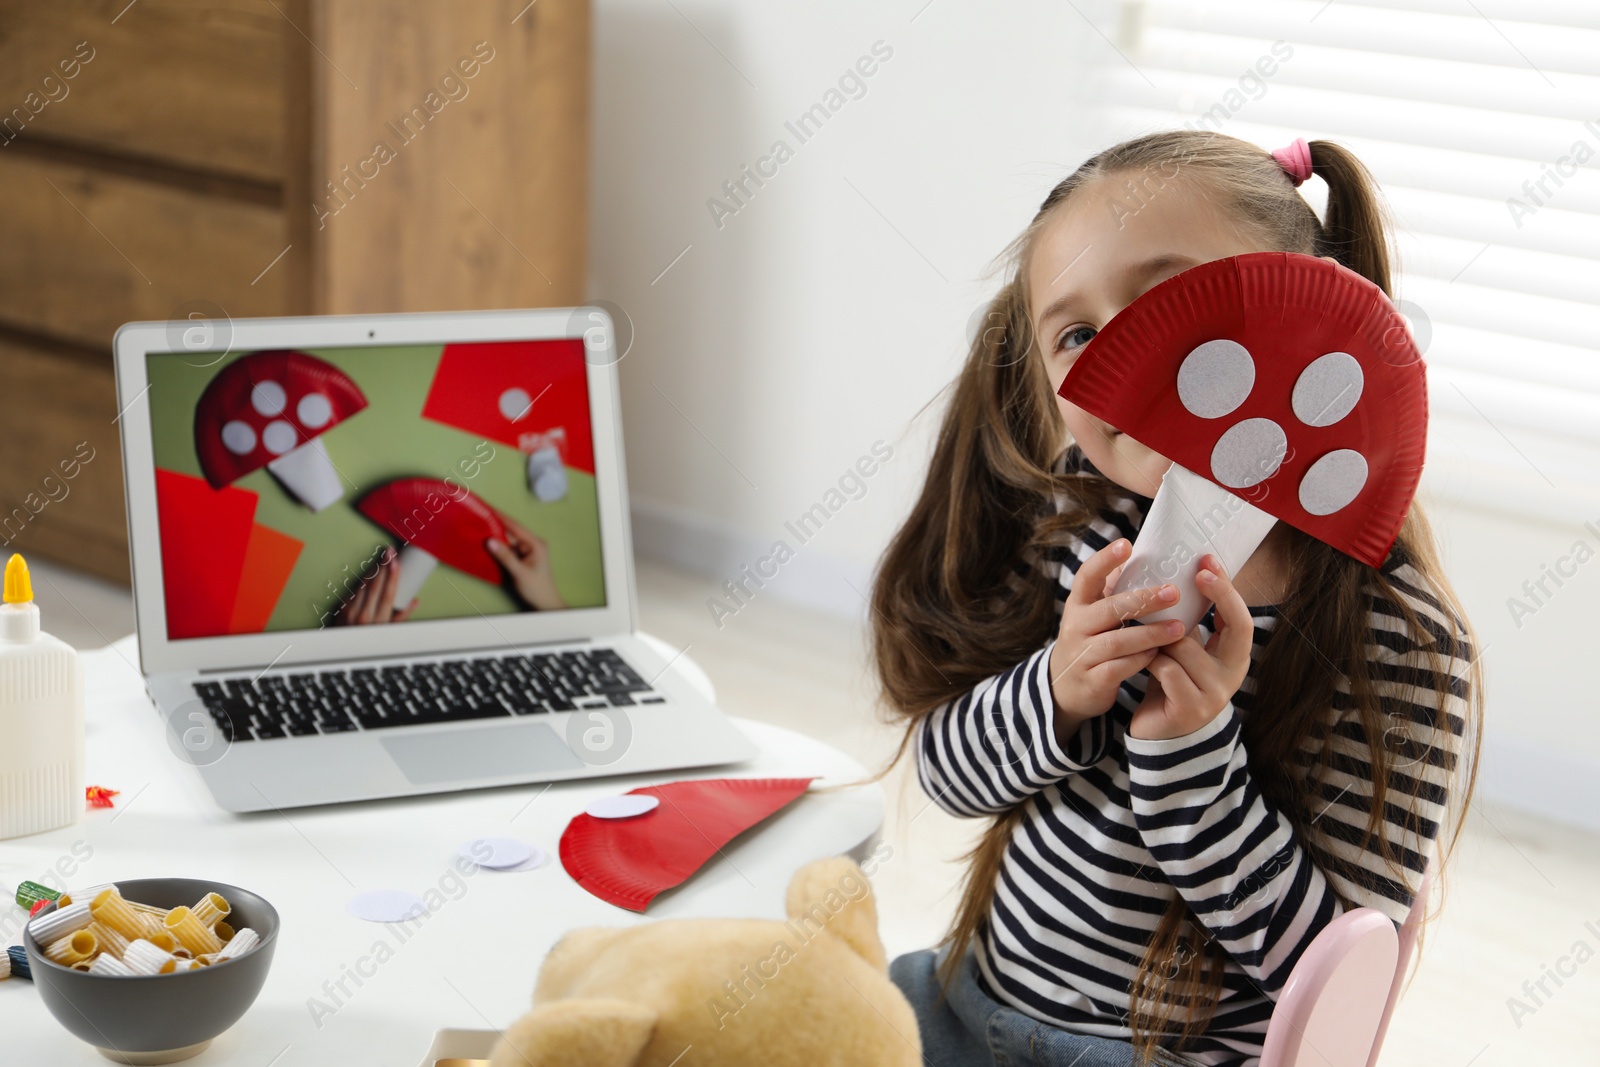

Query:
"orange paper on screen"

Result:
[[227, 523, 303, 634]]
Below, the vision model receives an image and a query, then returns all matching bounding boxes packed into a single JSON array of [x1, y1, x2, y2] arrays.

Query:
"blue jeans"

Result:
[[890, 947, 1177, 1067]]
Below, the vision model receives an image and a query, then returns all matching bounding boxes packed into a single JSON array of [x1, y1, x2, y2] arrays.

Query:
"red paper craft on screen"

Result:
[[422, 340, 594, 475]]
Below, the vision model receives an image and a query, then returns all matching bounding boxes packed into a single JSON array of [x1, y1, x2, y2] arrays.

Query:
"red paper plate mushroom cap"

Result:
[[1058, 252, 1427, 569], [356, 478, 509, 585], [194, 350, 367, 489], [560, 777, 816, 912]]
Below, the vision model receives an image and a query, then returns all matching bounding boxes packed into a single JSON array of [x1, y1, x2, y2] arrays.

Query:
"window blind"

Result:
[[1098, 0, 1600, 445]]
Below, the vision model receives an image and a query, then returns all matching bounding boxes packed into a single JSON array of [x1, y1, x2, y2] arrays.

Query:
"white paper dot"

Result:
[[499, 387, 532, 422], [251, 380, 287, 417], [1299, 449, 1368, 515], [1210, 418, 1287, 489], [495, 846, 548, 873], [297, 392, 334, 429], [261, 420, 298, 455], [347, 890, 427, 923], [1292, 352, 1364, 427], [1177, 340, 1255, 419], [459, 837, 534, 870], [220, 420, 256, 455], [585, 794, 659, 819]]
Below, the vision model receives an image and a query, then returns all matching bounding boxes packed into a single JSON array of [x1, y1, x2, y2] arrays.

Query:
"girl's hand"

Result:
[[334, 546, 418, 625], [486, 516, 567, 611], [1129, 554, 1253, 741], [1050, 537, 1187, 732]]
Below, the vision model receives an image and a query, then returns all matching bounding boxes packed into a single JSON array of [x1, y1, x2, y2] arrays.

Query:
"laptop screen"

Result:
[[143, 339, 606, 641]]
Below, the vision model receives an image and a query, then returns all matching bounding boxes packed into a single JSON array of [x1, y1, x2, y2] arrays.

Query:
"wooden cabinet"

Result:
[[0, 0, 590, 582]]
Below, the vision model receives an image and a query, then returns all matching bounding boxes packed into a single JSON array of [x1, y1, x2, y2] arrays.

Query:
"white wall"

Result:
[[587, 1, 1600, 832], [1423, 417, 1600, 834], [588, 0, 1115, 615]]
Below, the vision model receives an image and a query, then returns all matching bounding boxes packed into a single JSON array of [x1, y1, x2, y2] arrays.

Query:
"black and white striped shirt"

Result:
[[914, 448, 1470, 1066]]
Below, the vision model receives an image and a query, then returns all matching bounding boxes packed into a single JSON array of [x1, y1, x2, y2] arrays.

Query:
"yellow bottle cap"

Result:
[[4, 554, 32, 604]]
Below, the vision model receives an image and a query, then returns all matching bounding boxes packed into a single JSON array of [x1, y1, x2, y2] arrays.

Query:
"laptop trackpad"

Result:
[[380, 722, 584, 785]]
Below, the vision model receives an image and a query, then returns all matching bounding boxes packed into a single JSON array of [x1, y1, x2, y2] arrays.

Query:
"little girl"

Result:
[[873, 131, 1483, 1067]]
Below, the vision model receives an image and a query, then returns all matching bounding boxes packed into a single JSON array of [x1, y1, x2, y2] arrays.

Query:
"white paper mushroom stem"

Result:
[[391, 544, 438, 609], [1111, 463, 1278, 632], [266, 436, 345, 512]]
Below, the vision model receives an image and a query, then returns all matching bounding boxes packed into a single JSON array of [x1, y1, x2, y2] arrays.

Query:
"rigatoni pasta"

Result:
[[56, 884, 114, 910], [44, 929, 97, 966], [122, 939, 177, 976], [163, 906, 223, 956], [88, 954, 135, 977], [85, 920, 130, 960], [190, 892, 230, 929], [28, 900, 92, 945], [29, 885, 263, 978], [88, 889, 146, 942], [215, 928, 260, 961]]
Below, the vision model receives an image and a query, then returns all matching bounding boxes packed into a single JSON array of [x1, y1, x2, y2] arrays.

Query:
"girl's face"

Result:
[[1028, 172, 1272, 498]]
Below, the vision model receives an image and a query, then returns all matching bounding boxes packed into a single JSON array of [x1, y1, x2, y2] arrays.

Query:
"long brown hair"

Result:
[[870, 130, 1484, 1059]]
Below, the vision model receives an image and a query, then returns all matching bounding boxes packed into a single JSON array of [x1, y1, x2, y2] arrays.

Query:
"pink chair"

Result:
[[1258, 864, 1432, 1067]]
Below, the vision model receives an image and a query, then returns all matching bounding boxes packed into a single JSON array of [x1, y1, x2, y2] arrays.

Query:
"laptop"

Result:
[[113, 307, 756, 812]]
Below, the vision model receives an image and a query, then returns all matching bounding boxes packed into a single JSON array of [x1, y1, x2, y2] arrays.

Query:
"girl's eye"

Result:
[[1057, 325, 1097, 352]]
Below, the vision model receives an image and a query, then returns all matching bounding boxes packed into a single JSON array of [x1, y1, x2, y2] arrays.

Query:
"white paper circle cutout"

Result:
[[493, 845, 548, 872], [1210, 418, 1287, 489], [1177, 340, 1255, 419], [1292, 352, 1364, 427], [1299, 449, 1368, 515], [261, 419, 298, 455], [499, 387, 532, 422], [585, 794, 659, 819], [220, 420, 256, 455], [459, 837, 534, 869], [298, 392, 333, 429], [251, 380, 287, 417]]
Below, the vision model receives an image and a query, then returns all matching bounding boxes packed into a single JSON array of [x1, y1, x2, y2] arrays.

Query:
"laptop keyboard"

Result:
[[191, 648, 664, 742]]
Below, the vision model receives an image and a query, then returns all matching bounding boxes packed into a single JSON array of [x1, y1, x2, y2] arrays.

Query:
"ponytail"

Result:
[[1308, 140, 1393, 296]]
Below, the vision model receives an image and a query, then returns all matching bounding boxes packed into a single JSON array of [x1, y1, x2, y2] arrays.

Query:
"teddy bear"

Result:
[[488, 855, 921, 1066]]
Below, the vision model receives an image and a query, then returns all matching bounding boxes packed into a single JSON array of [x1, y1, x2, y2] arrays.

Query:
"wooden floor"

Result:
[[32, 556, 1600, 1065]]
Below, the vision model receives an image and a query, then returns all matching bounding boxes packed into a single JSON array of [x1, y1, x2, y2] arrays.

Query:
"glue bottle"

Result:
[[0, 554, 85, 839]]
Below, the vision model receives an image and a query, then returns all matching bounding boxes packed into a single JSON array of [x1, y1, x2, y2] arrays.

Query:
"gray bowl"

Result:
[[24, 877, 278, 1065]]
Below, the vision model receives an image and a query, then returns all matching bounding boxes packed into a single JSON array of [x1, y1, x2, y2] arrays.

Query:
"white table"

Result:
[[1, 635, 884, 1065]]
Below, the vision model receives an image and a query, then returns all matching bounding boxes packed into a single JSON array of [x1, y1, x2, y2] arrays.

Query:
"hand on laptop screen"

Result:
[[486, 515, 568, 612], [331, 546, 418, 626]]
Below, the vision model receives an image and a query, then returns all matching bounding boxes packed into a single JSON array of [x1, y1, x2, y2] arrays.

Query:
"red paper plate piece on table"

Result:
[[356, 478, 510, 606], [194, 350, 367, 511], [561, 777, 816, 912], [1058, 252, 1427, 568]]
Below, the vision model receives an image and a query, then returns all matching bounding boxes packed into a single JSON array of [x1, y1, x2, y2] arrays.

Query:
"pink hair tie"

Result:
[[1272, 138, 1313, 186]]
